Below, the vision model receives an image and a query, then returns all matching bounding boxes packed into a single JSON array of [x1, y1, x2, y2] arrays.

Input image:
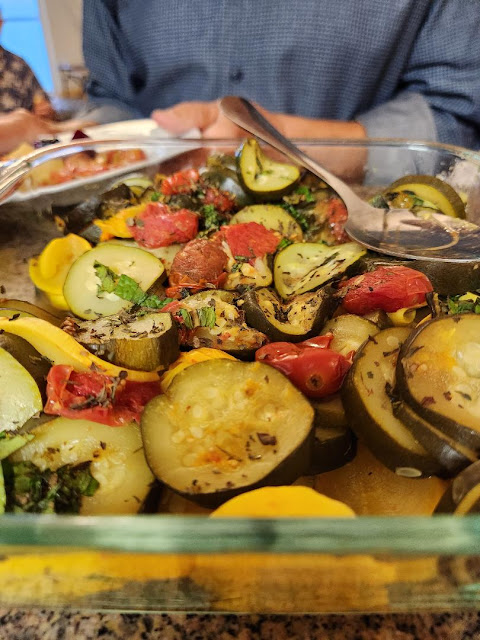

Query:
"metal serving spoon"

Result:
[[220, 96, 480, 263]]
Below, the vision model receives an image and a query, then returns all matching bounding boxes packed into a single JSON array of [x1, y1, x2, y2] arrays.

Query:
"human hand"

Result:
[[9, 108, 58, 142], [152, 100, 269, 138]]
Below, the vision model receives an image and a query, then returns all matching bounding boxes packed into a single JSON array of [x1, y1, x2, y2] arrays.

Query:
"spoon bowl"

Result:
[[219, 96, 480, 263]]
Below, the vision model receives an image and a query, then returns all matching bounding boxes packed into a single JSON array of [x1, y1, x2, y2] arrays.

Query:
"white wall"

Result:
[[39, 0, 84, 95]]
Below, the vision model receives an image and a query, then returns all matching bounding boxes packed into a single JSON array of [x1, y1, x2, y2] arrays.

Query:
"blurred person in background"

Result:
[[82, 0, 480, 149], [0, 9, 55, 119]]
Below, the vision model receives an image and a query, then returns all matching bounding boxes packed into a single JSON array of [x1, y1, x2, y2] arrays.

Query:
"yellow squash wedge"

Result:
[[0, 316, 162, 382]]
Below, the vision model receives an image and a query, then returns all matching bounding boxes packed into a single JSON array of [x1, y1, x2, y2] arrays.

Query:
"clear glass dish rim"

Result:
[[2, 136, 480, 556]]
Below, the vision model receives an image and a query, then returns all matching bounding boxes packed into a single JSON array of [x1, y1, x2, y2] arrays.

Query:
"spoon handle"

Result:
[[219, 96, 363, 210]]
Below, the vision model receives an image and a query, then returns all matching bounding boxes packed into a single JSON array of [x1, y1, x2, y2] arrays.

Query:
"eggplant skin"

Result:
[[241, 286, 338, 343], [341, 328, 443, 478], [396, 314, 480, 450], [392, 400, 476, 479], [435, 460, 480, 514]]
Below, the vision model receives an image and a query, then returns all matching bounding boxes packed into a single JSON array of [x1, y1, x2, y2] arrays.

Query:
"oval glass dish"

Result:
[[1, 138, 480, 614]]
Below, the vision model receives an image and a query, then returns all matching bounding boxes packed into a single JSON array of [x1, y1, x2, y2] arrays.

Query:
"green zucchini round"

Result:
[[141, 359, 314, 508]]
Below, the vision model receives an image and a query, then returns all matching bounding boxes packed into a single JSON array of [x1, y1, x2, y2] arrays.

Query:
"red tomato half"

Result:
[[130, 202, 198, 248], [255, 335, 352, 399], [45, 365, 162, 426], [326, 197, 349, 244], [214, 222, 279, 260], [339, 265, 433, 315], [160, 169, 201, 195]]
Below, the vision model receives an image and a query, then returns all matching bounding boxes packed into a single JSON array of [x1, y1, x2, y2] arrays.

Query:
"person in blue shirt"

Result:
[[82, 0, 480, 149]]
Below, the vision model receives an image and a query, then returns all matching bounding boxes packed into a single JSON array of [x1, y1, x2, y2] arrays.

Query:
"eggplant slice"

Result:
[[308, 395, 357, 475], [342, 327, 442, 477], [141, 359, 314, 508], [62, 311, 179, 372], [396, 314, 480, 448], [436, 460, 480, 514], [241, 286, 338, 342]]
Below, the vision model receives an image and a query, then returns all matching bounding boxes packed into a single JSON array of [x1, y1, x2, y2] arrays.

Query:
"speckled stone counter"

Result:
[[0, 611, 479, 640]]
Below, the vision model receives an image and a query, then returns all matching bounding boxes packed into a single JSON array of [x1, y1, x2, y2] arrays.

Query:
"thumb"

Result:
[[152, 101, 219, 134]]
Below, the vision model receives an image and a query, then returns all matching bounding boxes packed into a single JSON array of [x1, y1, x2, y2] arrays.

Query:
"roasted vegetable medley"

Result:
[[1, 139, 479, 517]]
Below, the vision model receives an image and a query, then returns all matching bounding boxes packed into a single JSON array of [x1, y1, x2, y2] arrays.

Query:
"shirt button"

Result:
[[229, 69, 244, 83]]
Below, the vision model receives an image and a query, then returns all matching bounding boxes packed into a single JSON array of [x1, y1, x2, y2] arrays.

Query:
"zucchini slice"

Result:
[[436, 460, 480, 514], [230, 204, 303, 242], [237, 139, 300, 201], [0, 346, 43, 432], [385, 174, 466, 219], [342, 328, 442, 477], [62, 311, 179, 372], [10, 417, 155, 515], [0, 299, 62, 325], [274, 242, 366, 299], [392, 400, 477, 478], [241, 286, 337, 342], [106, 239, 184, 274], [141, 359, 314, 507], [63, 243, 164, 320], [396, 314, 480, 446], [320, 314, 380, 356], [0, 333, 50, 401]]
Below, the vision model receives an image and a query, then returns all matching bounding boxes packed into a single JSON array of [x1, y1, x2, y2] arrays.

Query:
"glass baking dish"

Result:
[[1, 138, 480, 614]]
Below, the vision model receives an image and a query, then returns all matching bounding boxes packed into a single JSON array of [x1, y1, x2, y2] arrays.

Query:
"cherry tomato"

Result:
[[130, 202, 198, 248], [255, 335, 352, 399], [167, 238, 229, 297], [326, 197, 349, 244], [339, 265, 433, 315], [45, 365, 162, 426], [214, 222, 279, 260], [160, 169, 201, 195], [204, 186, 236, 213]]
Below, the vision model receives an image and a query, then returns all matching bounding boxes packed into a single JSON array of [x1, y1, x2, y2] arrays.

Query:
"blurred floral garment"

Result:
[[0, 46, 51, 114]]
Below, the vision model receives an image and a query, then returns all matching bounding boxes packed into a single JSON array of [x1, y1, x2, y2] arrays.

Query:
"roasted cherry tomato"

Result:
[[45, 365, 162, 427], [204, 186, 236, 213], [130, 202, 198, 248], [167, 237, 229, 297], [160, 169, 201, 195], [214, 222, 279, 260], [326, 197, 349, 244], [339, 265, 433, 315], [255, 335, 352, 399]]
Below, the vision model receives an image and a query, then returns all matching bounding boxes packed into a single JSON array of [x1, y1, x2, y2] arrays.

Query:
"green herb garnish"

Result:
[[94, 261, 172, 309], [201, 204, 223, 233], [150, 192, 161, 202], [280, 203, 310, 232], [3, 460, 100, 514], [447, 295, 480, 315], [295, 185, 315, 203], [277, 237, 293, 251], [178, 308, 194, 329], [197, 306, 216, 329]]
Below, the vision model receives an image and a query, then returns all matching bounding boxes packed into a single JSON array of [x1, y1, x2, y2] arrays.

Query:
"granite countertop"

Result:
[[0, 611, 479, 640]]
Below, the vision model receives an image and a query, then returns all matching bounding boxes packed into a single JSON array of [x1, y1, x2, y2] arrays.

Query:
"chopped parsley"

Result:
[[200, 204, 223, 233], [447, 294, 480, 315], [280, 203, 310, 232], [150, 191, 161, 202], [277, 237, 293, 251], [3, 460, 99, 514], [178, 308, 194, 329], [94, 261, 172, 309], [295, 185, 315, 203], [197, 306, 216, 329]]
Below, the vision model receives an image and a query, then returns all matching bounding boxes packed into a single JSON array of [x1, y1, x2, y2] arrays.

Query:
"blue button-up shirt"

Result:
[[83, 0, 480, 149]]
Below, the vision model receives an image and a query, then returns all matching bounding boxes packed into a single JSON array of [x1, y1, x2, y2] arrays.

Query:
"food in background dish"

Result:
[[0, 139, 478, 516]]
